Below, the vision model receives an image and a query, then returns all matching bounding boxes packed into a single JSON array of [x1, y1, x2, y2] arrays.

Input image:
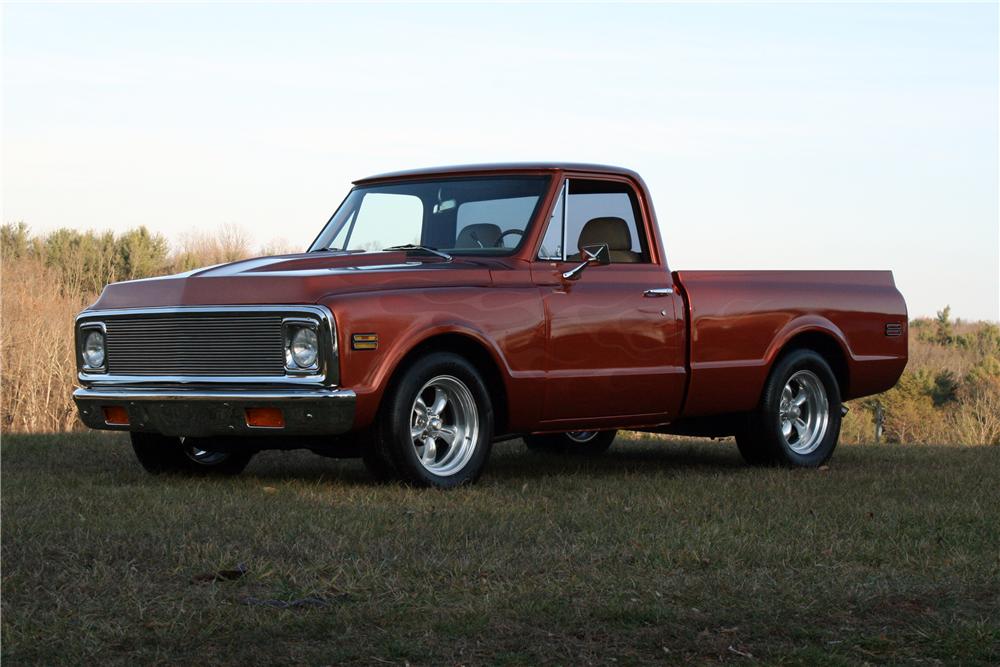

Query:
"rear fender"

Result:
[[765, 316, 853, 365], [763, 316, 854, 395]]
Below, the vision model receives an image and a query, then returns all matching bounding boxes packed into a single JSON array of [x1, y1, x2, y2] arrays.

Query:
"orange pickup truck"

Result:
[[73, 163, 908, 487]]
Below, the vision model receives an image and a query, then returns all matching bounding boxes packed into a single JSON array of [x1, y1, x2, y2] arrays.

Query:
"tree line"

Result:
[[1, 222, 289, 297]]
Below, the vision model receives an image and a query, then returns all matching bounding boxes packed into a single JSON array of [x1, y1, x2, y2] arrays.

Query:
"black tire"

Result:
[[130, 433, 254, 476], [736, 349, 842, 467], [374, 352, 494, 488], [360, 431, 397, 482], [735, 426, 775, 465], [525, 430, 617, 455]]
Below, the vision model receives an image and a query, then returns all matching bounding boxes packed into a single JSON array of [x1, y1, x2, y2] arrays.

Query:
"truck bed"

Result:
[[674, 270, 908, 417]]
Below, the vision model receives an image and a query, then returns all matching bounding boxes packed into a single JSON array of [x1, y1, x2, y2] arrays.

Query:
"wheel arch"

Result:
[[768, 327, 851, 399], [377, 331, 511, 435]]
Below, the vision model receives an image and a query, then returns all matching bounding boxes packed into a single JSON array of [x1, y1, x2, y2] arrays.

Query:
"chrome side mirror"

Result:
[[561, 244, 610, 281]]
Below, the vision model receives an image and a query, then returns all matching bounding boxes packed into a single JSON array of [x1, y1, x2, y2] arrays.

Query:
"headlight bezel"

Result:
[[79, 322, 107, 373], [283, 318, 321, 374]]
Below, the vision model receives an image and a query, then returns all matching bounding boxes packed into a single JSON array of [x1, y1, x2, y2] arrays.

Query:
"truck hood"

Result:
[[88, 251, 496, 310]]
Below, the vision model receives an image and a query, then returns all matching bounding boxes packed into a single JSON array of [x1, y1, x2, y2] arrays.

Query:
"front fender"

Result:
[[319, 286, 546, 430]]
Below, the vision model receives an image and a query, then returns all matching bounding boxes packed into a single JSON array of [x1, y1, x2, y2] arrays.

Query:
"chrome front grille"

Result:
[[105, 314, 286, 377]]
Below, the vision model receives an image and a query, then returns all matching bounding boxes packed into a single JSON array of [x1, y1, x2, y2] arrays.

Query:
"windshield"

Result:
[[309, 176, 550, 256]]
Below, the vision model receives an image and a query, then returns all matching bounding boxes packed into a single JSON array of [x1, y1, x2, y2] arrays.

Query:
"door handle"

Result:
[[643, 288, 674, 297]]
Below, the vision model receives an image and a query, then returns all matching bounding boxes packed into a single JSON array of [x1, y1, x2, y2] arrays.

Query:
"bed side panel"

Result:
[[676, 270, 907, 417]]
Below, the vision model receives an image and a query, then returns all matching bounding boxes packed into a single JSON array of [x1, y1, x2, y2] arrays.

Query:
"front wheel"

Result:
[[736, 349, 842, 467], [525, 430, 617, 455], [130, 433, 254, 475], [373, 352, 494, 488]]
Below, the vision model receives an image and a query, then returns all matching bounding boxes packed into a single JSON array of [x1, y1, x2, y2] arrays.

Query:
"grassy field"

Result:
[[2, 433, 998, 665]]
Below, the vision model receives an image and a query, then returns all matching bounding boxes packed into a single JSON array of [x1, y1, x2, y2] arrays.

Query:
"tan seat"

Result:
[[455, 223, 502, 249], [575, 217, 642, 263]]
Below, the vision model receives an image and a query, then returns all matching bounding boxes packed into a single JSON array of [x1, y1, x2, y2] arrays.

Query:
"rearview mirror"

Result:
[[432, 199, 456, 214], [432, 187, 457, 214], [561, 244, 610, 281]]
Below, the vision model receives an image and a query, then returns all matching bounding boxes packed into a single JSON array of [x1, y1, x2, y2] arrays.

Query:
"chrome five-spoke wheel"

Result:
[[410, 375, 480, 476], [778, 370, 829, 455], [735, 349, 842, 467], [373, 352, 493, 487]]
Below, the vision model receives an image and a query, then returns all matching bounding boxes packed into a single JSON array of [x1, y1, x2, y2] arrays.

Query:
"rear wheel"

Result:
[[130, 433, 254, 475], [373, 352, 494, 488], [736, 349, 841, 467], [525, 430, 617, 455]]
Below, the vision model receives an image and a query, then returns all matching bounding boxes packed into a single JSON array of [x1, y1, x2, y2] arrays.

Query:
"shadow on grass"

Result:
[[4, 431, 987, 489], [210, 439, 992, 487], [241, 437, 749, 486]]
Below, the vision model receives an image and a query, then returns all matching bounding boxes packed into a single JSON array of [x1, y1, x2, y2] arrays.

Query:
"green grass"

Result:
[[2, 433, 998, 665]]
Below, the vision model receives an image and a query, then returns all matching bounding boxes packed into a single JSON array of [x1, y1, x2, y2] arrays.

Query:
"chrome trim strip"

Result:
[[75, 305, 332, 319], [560, 178, 569, 262], [73, 387, 355, 402], [75, 304, 338, 387], [77, 375, 330, 387]]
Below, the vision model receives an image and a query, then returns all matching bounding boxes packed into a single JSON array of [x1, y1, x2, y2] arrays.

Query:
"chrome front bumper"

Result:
[[73, 387, 356, 438]]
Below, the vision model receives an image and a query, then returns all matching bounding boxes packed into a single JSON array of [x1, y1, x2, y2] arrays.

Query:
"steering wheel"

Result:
[[496, 228, 524, 248]]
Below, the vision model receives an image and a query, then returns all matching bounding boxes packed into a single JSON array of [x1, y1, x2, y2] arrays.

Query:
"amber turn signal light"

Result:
[[245, 407, 285, 428], [351, 333, 379, 350], [102, 405, 130, 426]]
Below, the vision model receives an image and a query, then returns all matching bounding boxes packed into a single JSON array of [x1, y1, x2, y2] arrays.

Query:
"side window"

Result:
[[537, 179, 649, 263], [342, 193, 422, 252]]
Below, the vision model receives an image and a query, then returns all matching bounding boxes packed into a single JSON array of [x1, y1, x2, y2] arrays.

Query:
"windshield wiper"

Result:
[[383, 244, 452, 262], [308, 248, 366, 254]]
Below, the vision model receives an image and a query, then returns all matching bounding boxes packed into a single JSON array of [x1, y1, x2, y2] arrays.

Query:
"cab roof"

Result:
[[353, 162, 641, 185]]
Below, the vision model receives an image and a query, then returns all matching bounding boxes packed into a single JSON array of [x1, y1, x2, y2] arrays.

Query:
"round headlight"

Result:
[[290, 327, 318, 368], [83, 330, 105, 368]]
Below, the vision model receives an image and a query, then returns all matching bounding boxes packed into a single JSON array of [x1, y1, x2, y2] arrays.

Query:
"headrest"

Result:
[[578, 217, 632, 252], [455, 223, 502, 249]]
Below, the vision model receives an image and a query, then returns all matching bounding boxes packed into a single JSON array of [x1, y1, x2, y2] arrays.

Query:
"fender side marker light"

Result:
[[352, 333, 379, 350]]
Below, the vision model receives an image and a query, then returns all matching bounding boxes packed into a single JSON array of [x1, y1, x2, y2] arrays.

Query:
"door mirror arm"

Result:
[[561, 244, 611, 281]]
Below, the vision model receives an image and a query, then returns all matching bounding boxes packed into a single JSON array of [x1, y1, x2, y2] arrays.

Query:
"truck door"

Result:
[[530, 176, 686, 427]]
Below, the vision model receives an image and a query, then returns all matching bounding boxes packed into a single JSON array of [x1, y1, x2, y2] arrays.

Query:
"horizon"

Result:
[[3, 2, 998, 321]]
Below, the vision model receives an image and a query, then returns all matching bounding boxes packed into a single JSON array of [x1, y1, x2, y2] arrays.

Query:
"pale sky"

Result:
[[2, 2, 998, 321]]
